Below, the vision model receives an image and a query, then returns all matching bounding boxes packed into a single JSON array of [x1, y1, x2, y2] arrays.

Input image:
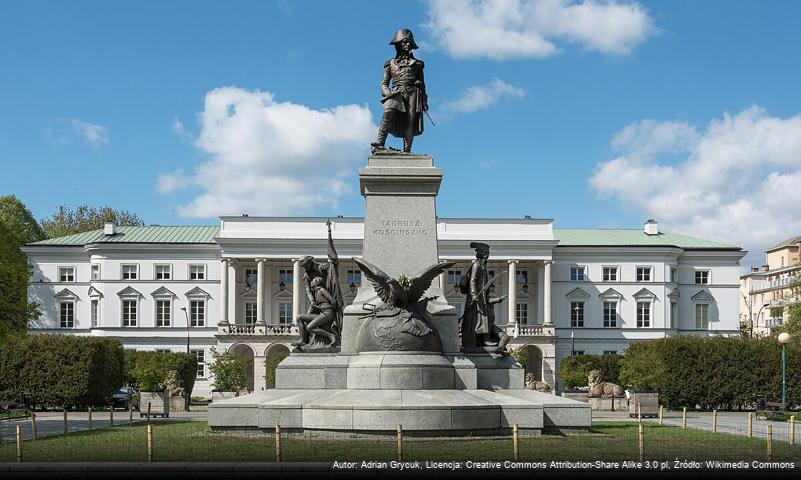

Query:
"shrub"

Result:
[[128, 351, 197, 394], [559, 354, 621, 390], [208, 347, 249, 392], [0, 335, 124, 408]]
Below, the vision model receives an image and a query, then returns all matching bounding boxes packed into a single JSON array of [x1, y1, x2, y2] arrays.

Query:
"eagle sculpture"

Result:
[[353, 257, 455, 337]]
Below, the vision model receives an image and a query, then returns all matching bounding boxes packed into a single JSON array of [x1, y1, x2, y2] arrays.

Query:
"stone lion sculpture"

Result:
[[524, 373, 552, 392], [587, 369, 624, 398]]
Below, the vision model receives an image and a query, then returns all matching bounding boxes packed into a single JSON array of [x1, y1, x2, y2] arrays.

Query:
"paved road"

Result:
[[0, 410, 207, 442], [593, 410, 799, 443]]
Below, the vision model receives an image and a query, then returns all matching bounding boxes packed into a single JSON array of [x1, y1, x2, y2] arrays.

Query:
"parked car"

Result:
[[111, 387, 140, 410]]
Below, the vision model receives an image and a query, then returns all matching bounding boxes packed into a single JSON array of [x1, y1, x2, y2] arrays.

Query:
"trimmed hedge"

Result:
[[619, 336, 800, 410], [0, 335, 124, 408], [126, 351, 197, 394], [559, 353, 622, 390]]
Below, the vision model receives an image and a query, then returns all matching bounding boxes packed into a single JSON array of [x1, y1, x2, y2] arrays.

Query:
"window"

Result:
[[60, 302, 74, 328], [570, 266, 586, 281], [516, 303, 528, 324], [695, 270, 710, 285], [447, 270, 462, 284], [122, 299, 137, 327], [279, 269, 293, 285], [59, 267, 75, 282], [122, 264, 138, 280], [516, 270, 528, 285], [278, 303, 293, 324], [670, 267, 678, 283], [156, 300, 171, 327], [91, 265, 100, 281], [91, 299, 99, 327], [570, 301, 584, 327], [670, 302, 678, 329], [602, 267, 618, 282], [155, 264, 172, 280], [189, 265, 206, 280], [245, 302, 257, 324], [572, 350, 585, 356], [245, 268, 257, 286], [155, 349, 171, 354], [190, 300, 205, 327], [636, 266, 652, 282], [603, 351, 618, 355], [636, 301, 651, 328], [603, 301, 618, 328], [695, 304, 709, 330], [347, 270, 362, 286], [192, 349, 206, 378]]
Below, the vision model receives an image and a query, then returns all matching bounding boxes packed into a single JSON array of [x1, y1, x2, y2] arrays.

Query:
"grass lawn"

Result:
[[0, 409, 29, 422], [1, 421, 799, 462]]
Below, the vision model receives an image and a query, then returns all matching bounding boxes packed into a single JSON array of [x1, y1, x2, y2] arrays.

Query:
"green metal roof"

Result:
[[29, 226, 220, 246], [553, 228, 739, 249]]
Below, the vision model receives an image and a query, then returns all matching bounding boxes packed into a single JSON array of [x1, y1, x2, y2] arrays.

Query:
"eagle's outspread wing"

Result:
[[352, 257, 400, 306], [406, 261, 455, 304]]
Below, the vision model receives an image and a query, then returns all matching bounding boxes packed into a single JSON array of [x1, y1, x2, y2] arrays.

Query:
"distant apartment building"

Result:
[[739, 235, 801, 336]]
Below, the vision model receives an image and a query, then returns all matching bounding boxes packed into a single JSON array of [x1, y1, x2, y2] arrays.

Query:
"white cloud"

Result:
[[160, 87, 375, 218], [47, 118, 110, 148], [172, 118, 186, 135], [424, 0, 655, 60], [589, 106, 801, 268], [440, 78, 525, 116]]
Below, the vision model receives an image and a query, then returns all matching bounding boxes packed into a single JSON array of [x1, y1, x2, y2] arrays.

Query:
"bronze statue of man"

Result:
[[371, 28, 429, 154], [460, 242, 509, 352]]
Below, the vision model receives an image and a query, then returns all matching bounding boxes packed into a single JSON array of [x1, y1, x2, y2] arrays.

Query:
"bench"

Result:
[[755, 401, 785, 420]]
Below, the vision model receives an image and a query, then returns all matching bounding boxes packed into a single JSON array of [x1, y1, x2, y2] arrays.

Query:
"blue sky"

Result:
[[2, 1, 801, 268]]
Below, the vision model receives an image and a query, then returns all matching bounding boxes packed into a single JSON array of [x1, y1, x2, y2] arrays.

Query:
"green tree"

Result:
[[208, 347, 249, 393], [265, 350, 289, 386], [782, 273, 801, 337], [0, 195, 45, 340], [40, 204, 144, 239]]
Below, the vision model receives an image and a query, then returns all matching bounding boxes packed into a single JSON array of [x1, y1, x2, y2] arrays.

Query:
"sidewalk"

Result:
[[0, 409, 208, 441], [592, 409, 798, 443]]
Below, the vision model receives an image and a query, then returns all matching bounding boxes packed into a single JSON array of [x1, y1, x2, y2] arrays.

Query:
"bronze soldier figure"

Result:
[[460, 242, 509, 353], [292, 276, 337, 347], [371, 28, 429, 154]]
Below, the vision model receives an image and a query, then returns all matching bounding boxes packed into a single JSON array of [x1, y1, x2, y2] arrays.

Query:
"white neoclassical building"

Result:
[[23, 217, 745, 395]]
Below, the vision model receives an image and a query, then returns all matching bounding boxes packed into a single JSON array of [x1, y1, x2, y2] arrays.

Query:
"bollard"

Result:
[[767, 424, 773, 460], [129, 403, 133, 426], [638, 423, 644, 462], [147, 424, 153, 462], [682, 407, 687, 429], [396, 424, 403, 461], [109, 405, 114, 427], [16, 425, 23, 463], [790, 416, 796, 445], [712, 410, 717, 433], [747, 412, 753, 438], [31, 412, 37, 440], [63, 409, 68, 435], [658, 405, 663, 427], [88, 407, 93, 430], [275, 424, 282, 463], [146, 403, 152, 424], [513, 424, 519, 461]]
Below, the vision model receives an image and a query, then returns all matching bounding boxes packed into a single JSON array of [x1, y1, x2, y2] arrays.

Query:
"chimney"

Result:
[[751, 267, 759, 273], [104, 222, 116, 236], [762, 264, 769, 272], [644, 219, 658, 235]]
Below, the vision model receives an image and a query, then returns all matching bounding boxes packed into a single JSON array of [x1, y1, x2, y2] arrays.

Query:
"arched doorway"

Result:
[[229, 344, 255, 392], [524, 345, 544, 381], [264, 343, 291, 389]]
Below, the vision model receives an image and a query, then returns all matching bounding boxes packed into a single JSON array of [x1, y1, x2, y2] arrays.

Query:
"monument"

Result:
[[208, 28, 590, 434]]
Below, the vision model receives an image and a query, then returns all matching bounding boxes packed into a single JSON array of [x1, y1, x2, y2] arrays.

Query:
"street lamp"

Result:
[[755, 303, 770, 336], [778, 332, 791, 406], [181, 307, 190, 354]]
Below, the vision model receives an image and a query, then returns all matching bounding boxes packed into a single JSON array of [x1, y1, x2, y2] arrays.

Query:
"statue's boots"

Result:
[[403, 137, 413, 153]]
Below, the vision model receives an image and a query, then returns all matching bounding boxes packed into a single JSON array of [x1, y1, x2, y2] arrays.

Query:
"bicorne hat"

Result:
[[389, 29, 419, 50]]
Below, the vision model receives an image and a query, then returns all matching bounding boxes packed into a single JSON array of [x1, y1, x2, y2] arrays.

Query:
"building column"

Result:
[[218, 258, 229, 326], [507, 260, 518, 328], [543, 260, 553, 326], [256, 258, 266, 326], [253, 354, 267, 391], [292, 258, 302, 325], [439, 270, 447, 291]]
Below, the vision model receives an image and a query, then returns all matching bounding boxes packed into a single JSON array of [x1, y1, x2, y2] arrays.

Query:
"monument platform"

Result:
[[208, 388, 589, 434]]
